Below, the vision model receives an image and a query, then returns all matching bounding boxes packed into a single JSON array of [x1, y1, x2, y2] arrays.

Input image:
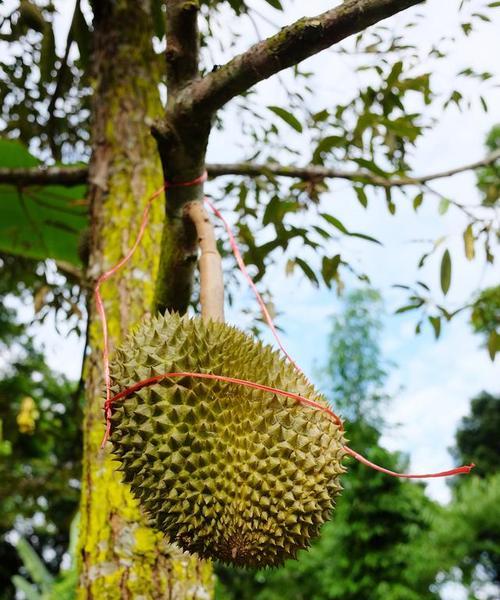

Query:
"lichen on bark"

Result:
[[78, 2, 213, 597]]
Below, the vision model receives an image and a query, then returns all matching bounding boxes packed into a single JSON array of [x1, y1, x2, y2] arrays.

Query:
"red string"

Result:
[[204, 198, 301, 372], [94, 172, 474, 480], [101, 371, 343, 447]]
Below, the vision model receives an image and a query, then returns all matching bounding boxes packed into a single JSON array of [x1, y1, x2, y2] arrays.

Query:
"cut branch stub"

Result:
[[184, 200, 225, 323]]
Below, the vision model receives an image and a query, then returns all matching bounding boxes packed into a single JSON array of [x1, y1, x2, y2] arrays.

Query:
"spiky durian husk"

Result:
[[109, 313, 345, 567]]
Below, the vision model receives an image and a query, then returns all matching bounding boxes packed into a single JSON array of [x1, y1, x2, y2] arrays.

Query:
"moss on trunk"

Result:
[[77, 3, 213, 597]]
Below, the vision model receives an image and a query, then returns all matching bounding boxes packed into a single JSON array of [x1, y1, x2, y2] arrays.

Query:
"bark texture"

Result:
[[78, 3, 213, 598]]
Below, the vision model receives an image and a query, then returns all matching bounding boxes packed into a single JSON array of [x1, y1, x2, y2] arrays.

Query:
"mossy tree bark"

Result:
[[78, 2, 212, 598]]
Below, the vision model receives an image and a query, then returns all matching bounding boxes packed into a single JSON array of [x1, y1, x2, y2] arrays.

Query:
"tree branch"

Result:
[[165, 0, 200, 98], [0, 166, 88, 186], [1, 150, 498, 189], [206, 149, 500, 187], [174, 0, 424, 116]]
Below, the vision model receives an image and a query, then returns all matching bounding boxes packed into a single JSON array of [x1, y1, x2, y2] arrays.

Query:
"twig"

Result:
[[1, 150, 498, 188], [205, 150, 500, 187]]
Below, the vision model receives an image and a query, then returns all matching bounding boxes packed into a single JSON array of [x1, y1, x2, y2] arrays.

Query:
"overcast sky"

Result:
[[3, 0, 499, 507]]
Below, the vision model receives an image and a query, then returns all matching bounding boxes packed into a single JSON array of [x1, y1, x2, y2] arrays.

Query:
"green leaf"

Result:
[[295, 257, 319, 286], [413, 192, 423, 211], [19, 0, 45, 32], [488, 1, 500, 6], [487, 330, 499, 360], [350, 232, 381, 245], [320, 213, 381, 244], [264, 0, 284, 9], [320, 213, 348, 234], [354, 158, 390, 178], [71, 0, 91, 69], [11, 576, 41, 600], [312, 136, 344, 163], [267, 106, 302, 133], [438, 198, 450, 215], [354, 186, 368, 208], [395, 300, 424, 314], [0, 140, 88, 265], [463, 224, 475, 260], [429, 316, 441, 339], [262, 196, 299, 227], [321, 254, 341, 288], [461, 22, 472, 36], [440, 249, 452, 296], [15, 538, 54, 592]]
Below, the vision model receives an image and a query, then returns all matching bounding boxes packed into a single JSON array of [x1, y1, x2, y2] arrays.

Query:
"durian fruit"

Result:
[[109, 312, 346, 568]]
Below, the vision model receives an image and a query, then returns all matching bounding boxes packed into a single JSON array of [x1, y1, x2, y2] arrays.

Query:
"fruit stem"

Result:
[[185, 200, 225, 322]]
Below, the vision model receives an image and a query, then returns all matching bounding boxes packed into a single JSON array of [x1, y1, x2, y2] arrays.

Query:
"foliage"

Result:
[[0, 258, 81, 599], [0, 0, 499, 596], [410, 474, 500, 595], [0, 0, 91, 162], [452, 391, 500, 478], [0, 139, 88, 266], [408, 392, 500, 596], [476, 124, 500, 206], [470, 286, 500, 360], [318, 289, 390, 426], [12, 513, 79, 600]]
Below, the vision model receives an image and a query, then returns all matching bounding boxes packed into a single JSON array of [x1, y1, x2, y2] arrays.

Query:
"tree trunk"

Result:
[[78, 3, 213, 597]]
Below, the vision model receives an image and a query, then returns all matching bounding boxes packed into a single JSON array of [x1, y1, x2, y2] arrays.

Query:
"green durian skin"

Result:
[[109, 313, 346, 568]]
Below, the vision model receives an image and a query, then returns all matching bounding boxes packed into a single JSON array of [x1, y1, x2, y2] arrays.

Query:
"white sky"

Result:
[[2, 0, 499, 517]]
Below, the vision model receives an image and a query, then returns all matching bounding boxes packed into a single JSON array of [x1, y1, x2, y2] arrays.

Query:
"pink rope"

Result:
[[94, 172, 475, 480], [204, 198, 301, 372]]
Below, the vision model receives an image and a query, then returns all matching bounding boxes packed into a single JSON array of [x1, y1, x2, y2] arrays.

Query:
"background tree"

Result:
[[410, 393, 500, 598], [0, 0, 499, 598]]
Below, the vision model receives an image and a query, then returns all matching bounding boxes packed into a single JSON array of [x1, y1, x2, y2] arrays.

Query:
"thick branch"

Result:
[[165, 0, 200, 98], [1, 150, 498, 189], [0, 165, 88, 186], [184, 201, 224, 322], [175, 0, 423, 115]]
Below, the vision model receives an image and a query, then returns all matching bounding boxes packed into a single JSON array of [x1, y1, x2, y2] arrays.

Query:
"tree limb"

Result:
[[1, 150, 498, 189], [165, 0, 200, 98], [174, 0, 424, 116], [0, 166, 88, 186], [206, 149, 500, 187]]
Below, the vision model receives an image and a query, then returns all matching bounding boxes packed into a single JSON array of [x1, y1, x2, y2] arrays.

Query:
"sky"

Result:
[[5, 0, 497, 507]]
